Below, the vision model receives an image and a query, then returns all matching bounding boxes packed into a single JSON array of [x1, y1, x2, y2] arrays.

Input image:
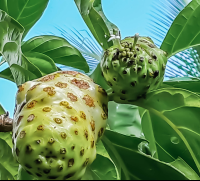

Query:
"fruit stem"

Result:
[[0, 112, 13, 132], [108, 33, 124, 51], [132, 33, 140, 50]]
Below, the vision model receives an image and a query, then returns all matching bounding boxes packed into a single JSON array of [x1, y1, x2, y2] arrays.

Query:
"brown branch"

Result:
[[0, 112, 13, 132]]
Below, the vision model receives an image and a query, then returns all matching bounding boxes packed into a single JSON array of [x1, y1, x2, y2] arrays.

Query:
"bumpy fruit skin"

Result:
[[100, 36, 167, 104], [12, 71, 108, 180]]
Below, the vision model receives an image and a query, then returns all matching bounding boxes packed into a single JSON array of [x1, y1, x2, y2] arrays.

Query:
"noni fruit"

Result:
[[101, 34, 167, 104], [12, 71, 108, 180]]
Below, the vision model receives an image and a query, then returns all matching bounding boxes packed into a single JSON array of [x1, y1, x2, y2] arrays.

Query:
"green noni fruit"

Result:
[[100, 34, 168, 104], [12, 71, 108, 180]]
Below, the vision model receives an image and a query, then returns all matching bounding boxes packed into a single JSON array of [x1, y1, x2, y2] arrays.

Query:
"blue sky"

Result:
[[0, 0, 175, 117]]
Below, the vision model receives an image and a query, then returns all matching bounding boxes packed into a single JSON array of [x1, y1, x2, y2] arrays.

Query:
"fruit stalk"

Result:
[[0, 112, 13, 132]]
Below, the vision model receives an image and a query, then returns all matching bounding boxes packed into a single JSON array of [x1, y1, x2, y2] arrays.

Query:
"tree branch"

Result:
[[0, 112, 13, 132]]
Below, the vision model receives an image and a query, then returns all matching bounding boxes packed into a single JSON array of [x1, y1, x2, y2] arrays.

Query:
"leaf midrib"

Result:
[[16, 0, 30, 21], [147, 106, 200, 172]]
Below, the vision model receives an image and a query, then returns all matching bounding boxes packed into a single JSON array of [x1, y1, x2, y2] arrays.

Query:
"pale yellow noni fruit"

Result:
[[12, 71, 108, 180]]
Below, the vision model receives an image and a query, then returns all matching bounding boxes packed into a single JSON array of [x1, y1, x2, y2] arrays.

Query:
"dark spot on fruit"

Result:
[[80, 148, 84, 156], [60, 148, 66, 154], [113, 78, 117, 81], [134, 54, 137, 58], [122, 57, 127, 62], [25, 164, 32, 169], [136, 48, 140, 51], [121, 90, 126, 94], [107, 81, 112, 86], [68, 159, 74, 167], [142, 74, 147, 78], [36, 173, 42, 177], [43, 169, 51, 174], [61, 132, 67, 139], [16, 148, 20, 156], [139, 57, 144, 62], [152, 54, 157, 60], [58, 165, 63, 171], [128, 60, 134, 66], [148, 59, 152, 64], [98, 128, 104, 138], [84, 130, 89, 140], [48, 138, 55, 144], [36, 140, 41, 144], [153, 70, 159, 78], [19, 102, 26, 112], [91, 140, 95, 148], [112, 91, 115, 94], [62, 157, 65, 160], [131, 81, 136, 87], [49, 151, 52, 154], [123, 70, 127, 74], [35, 159, 42, 164], [71, 146, 75, 150], [26, 145, 32, 153], [106, 66, 109, 70], [137, 66, 142, 71], [47, 176, 58, 179], [26, 170, 33, 175], [63, 173, 75, 180], [83, 158, 89, 167], [17, 116, 23, 126], [75, 130, 78, 135]]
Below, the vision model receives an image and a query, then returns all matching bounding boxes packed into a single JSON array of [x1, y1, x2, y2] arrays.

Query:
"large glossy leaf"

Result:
[[0, 133, 19, 180], [135, 88, 200, 174], [74, 0, 120, 50], [161, 0, 200, 58], [0, 68, 14, 82], [0, 10, 28, 85], [24, 52, 58, 76], [83, 154, 118, 180], [107, 102, 142, 138], [161, 77, 200, 93], [0, 0, 49, 39], [22, 35, 89, 72], [10, 64, 38, 85], [102, 130, 199, 180]]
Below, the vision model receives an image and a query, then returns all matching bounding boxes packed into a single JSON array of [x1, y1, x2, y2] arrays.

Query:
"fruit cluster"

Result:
[[12, 71, 108, 180], [101, 35, 168, 103]]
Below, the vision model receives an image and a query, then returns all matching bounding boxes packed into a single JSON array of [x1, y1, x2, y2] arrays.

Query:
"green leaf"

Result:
[[0, 104, 6, 115], [135, 88, 200, 174], [22, 35, 89, 72], [108, 102, 142, 138], [74, 0, 120, 50], [161, 0, 200, 58], [102, 130, 199, 180], [161, 77, 200, 94], [0, 133, 19, 180], [83, 154, 118, 180], [10, 64, 38, 85], [24, 52, 58, 76], [90, 63, 109, 91], [0, 10, 29, 85], [0, 0, 49, 39], [0, 68, 14, 82]]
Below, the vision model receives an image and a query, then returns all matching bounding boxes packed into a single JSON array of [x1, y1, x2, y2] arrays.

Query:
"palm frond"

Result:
[[148, 0, 200, 79], [55, 27, 102, 74]]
